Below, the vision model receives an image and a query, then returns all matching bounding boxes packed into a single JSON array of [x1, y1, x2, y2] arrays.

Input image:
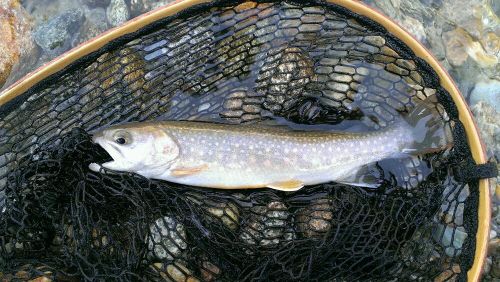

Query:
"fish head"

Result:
[[90, 124, 179, 175]]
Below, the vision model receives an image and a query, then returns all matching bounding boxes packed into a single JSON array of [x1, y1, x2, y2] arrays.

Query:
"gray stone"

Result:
[[224, 99, 243, 110], [239, 201, 290, 248], [386, 63, 409, 76], [334, 65, 355, 75], [327, 82, 350, 92], [242, 105, 261, 114], [77, 8, 109, 44], [106, 0, 129, 27], [33, 9, 84, 54], [363, 35, 386, 47], [220, 110, 243, 118], [81, 0, 111, 8], [433, 223, 467, 257], [147, 216, 187, 260], [469, 79, 500, 112], [470, 101, 499, 161], [493, 256, 500, 278]]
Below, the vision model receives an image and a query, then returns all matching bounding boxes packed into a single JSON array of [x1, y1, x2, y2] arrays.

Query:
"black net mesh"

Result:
[[0, 0, 483, 281]]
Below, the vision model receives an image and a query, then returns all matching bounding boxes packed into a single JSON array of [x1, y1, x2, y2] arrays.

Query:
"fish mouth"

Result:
[[89, 135, 121, 172]]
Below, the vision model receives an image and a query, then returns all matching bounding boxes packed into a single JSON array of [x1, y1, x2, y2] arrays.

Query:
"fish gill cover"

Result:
[[0, 0, 487, 281]]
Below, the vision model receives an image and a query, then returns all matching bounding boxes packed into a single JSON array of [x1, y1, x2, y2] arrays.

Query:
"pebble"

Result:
[[400, 16, 426, 42], [386, 63, 409, 76], [206, 201, 240, 231], [200, 261, 221, 282], [129, 0, 176, 17], [470, 101, 499, 162], [363, 35, 385, 47], [106, 0, 129, 27], [469, 79, 500, 113], [223, 99, 244, 110], [33, 9, 84, 54], [151, 261, 199, 282], [433, 223, 467, 257], [492, 256, 500, 278], [147, 216, 187, 260], [434, 264, 460, 282], [491, 230, 498, 240], [81, 0, 110, 8], [442, 28, 470, 67], [239, 201, 291, 248], [77, 8, 109, 44], [296, 199, 334, 238], [484, 257, 492, 274], [490, 238, 500, 257]]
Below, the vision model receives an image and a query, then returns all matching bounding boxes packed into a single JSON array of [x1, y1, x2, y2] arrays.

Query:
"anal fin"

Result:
[[267, 180, 304, 191], [336, 163, 383, 188]]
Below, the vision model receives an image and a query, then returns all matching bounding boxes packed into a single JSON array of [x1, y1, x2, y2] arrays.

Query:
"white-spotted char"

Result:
[[90, 98, 452, 191]]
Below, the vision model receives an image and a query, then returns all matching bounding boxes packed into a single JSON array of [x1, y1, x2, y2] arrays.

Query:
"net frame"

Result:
[[0, 0, 491, 281]]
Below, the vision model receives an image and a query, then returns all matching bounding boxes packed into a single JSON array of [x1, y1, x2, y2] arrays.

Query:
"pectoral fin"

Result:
[[171, 164, 208, 177], [267, 180, 304, 191]]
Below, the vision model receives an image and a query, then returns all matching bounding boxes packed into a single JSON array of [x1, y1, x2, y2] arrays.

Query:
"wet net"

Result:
[[0, 0, 493, 281]]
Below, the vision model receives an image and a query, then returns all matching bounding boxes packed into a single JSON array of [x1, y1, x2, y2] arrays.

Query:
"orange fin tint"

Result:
[[267, 180, 304, 191], [171, 164, 208, 177]]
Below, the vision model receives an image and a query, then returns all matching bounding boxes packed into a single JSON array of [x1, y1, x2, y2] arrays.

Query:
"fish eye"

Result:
[[115, 137, 127, 145], [112, 131, 132, 145]]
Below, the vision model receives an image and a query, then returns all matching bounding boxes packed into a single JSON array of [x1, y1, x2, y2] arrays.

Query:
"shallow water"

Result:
[[0, 0, 495, 280]]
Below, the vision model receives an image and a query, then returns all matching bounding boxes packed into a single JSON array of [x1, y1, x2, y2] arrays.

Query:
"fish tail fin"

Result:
[[401, 95, 453, 155]]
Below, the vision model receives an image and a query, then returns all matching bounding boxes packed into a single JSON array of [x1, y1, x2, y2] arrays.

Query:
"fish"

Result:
[[89, 97, 452, 191]]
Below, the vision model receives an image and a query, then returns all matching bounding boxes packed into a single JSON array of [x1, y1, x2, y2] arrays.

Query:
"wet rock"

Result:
[[419, 0, 443, 9], [129, 0, 176, 17], [440, 0, 497, 39], [81, 0, 111, 8], [443, 28, 498, 68], [256, 47, 315, 114], [186, 193, 240, 230], [23, 0, 81, 26], [0, 0, 34, 88], [200, 261, 221, 282], [363, 35, 386, 47], [434, 263, 461, 282], [490, 238, 500, 257], [91, 228, 110, 249], [77, 8, 109, 44], [433, 223, 467, 257], [492, 255, 500, 278], [106, 0, 129, 27], [484, 257, 493, 275], [33, 9, 84, 55], [400, 16, 426, 42], [30, 276, 52, 282], [206, 201, 240, 231], [147, 216, 187, 260], [470, 101, 499, 161], [400, 227, 441, 273], [296, 199, 334, 238], [150, 261, 199, 282], [386, 63, 409, 76], [239, 201, 292, 249], [470, 79, 500, 112], [224, 99, 243, 110]]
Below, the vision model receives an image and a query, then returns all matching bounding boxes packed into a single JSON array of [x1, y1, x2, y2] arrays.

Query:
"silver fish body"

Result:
[[90, 121, 415, 191]]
